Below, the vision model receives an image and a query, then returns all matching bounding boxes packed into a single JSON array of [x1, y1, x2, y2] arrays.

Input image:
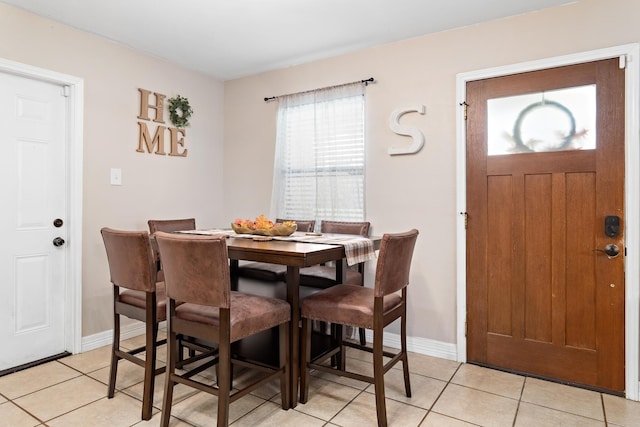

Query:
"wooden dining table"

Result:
[[225, 235, 381, 408]]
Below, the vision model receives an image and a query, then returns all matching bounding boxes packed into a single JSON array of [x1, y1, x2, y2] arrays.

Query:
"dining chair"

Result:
[[236, 219, 315, 282], [147, 218, 196, 281], [299, 220, 371, 344], [155, 231, 291, 427], [299, 229, 419, 427], [100, 227, 168, 421]]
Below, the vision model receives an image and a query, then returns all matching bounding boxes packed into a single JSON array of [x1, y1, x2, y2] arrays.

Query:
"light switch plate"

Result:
[[110, 168, 122, 186]]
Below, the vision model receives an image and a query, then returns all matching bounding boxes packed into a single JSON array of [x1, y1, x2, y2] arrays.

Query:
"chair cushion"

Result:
[[301, 284, 402, 329], [119, 282, 167, 322], [237, 262, 287, 282], [299, 265, 363, 289], [175, 291, 290, 342]]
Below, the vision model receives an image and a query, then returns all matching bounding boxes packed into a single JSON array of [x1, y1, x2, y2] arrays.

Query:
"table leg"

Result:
[[335, 258, 347, 284], [229, 259, 239, 291], [285, 266, 300, 408]]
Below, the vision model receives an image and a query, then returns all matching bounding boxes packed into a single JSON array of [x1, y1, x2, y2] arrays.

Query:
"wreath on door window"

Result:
[[167, 95, 193, 128]]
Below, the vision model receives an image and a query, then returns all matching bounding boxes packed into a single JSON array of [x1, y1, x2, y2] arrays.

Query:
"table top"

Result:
[[166, 229, 381, 267], [226, 236, 350, 267]]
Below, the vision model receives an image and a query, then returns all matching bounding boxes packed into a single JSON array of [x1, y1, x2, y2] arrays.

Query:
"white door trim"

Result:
[[0, 57, 84, 357], [455, 43, 640, 400]]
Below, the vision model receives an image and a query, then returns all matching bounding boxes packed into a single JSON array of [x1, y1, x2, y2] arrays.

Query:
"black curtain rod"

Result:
[[264, 77, 375, 102]]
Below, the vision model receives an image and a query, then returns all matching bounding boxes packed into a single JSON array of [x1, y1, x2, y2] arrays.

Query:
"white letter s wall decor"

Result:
[[388, 105, 426, 155]]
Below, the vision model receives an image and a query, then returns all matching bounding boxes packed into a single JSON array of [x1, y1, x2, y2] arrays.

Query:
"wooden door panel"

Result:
[[566, 172, 597, 350], [524, 173, 553, 343], [466, 58, 625, 393], [487, 334, 597, 384], [486, 175, 513, 336]]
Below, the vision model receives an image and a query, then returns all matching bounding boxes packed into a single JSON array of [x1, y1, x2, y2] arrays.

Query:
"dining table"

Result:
[[174, 230, 381, 408]]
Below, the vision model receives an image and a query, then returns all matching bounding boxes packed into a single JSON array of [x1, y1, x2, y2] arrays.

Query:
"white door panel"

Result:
[[0, 73, 67, 370]]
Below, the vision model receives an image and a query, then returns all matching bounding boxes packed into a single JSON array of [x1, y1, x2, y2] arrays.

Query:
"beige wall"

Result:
[[1, 0, 638, 359], [223, 0, 640, 345], [0, 4, 226, 336]]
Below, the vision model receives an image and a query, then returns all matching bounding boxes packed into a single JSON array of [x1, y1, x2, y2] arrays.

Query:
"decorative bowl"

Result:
[[231, 222, 297, 236]]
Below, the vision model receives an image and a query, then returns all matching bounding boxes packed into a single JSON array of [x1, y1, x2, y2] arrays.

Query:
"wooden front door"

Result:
[[466, 58, 625, 393]]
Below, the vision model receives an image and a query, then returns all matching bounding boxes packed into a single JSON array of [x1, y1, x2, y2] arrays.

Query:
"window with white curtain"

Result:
[[270, 82, 366, 226]]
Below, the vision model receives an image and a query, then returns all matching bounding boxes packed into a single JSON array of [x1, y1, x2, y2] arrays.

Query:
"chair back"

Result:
[[321, 220, 370, 237], [148, 218, 196, 233], [374, 229, 419, 297], [101, 227, 157, 292], [154, 231, 231, 308], [276, 218, 315, 232]]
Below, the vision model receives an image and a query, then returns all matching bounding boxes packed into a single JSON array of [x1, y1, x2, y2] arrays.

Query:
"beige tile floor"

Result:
[[1, 333, 640, 427]]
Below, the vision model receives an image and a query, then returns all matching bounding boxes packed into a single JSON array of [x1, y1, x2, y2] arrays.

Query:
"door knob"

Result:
[[593, 244, 620, 258], [53, 237, 65, 247]]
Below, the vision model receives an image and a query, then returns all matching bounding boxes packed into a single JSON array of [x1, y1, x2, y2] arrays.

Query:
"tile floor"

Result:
[[1, 332, 639, 426]]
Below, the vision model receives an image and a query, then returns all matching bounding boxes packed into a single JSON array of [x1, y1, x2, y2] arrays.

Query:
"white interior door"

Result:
[[0, 72, 68, 371]]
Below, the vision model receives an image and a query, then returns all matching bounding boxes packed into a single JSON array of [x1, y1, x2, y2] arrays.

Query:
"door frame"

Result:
[[0, 57, 84, 359], [455, 44, 640, 401]]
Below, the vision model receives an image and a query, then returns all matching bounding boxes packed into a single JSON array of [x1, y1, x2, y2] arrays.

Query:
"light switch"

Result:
[[110, 168, 122, 186]]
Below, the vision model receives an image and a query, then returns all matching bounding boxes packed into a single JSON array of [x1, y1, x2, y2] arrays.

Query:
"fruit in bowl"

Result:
[[232, 215, 297, 236]]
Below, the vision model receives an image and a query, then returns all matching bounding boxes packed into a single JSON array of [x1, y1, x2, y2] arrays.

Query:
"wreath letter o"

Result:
[[167, 95, 193, 128]]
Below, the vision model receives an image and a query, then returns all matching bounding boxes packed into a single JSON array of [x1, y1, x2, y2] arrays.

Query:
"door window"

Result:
[[487, 85, 596, 155]]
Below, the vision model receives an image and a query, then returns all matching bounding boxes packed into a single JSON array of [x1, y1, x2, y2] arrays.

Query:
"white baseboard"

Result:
[[365, 330, 457, 361], [81, 322, 164, 352], [82, 324, 458, 362]]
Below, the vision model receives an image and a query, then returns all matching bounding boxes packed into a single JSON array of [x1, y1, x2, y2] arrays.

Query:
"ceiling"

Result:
[[2, 0, 576, 81]]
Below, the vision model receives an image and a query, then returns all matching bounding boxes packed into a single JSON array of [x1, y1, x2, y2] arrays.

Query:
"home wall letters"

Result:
[[136, 88, 188, 157]]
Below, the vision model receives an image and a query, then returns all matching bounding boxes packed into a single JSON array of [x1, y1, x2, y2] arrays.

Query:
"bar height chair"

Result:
[[299, 229, 419, 427], [148, 218, 196, 281], [155, 231, 291, 427], [299, 220, 371, 345], [100, 227, 168, 421]]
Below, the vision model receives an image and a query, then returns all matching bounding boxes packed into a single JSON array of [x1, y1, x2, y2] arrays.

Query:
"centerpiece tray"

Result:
[[231, 223, 297, 236]]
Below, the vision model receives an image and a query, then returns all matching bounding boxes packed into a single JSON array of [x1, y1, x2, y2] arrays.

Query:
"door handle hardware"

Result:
[[53, 237, 65, 247], [604, 216, 620, 237], [593, 244, 620, 259]]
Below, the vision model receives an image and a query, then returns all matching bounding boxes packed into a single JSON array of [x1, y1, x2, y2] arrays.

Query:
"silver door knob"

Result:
[[593, 244, 620, 258]]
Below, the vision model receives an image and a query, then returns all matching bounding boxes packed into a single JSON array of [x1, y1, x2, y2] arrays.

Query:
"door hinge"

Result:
[[459, 101, 468, 120], [619, 55, 627, 70], [62, 85, 70, 97], [465, 320, 468, 337], [460, 211, 468, 229]]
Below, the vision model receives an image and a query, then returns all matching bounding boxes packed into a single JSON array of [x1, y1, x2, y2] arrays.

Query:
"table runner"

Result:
[[176, 230, 376, 266]]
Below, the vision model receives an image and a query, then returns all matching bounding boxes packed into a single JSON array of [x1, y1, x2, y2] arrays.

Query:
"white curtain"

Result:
[[270, 82, 365, 226]]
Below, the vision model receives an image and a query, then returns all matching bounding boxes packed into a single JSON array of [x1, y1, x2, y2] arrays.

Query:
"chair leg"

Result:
[[160, 325, 177, 427], [358, 327, 367, 345], [299, 317, 312, 404], [336, 324, 345, 371], [373, 326, 388, 427], [217, 339, 231, 427], [279, 322, 290, 409], [108, 311, 120, 399], [401, 308, 411, 398], [141, 320, 158, 420]]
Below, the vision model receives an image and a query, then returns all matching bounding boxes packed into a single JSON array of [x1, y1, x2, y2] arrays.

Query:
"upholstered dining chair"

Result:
[[299, 220, 370, 288], [299, 220, 371, 344], [299, 229, 419, 427], [147, 218, 196, 281], [100, 227, 167, 421], [236, 218, 315, 282], [155, 231, 291, 427]]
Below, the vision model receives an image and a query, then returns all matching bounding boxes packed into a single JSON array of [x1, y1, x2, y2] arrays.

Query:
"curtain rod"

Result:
[[264, 77, 375, 102]]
